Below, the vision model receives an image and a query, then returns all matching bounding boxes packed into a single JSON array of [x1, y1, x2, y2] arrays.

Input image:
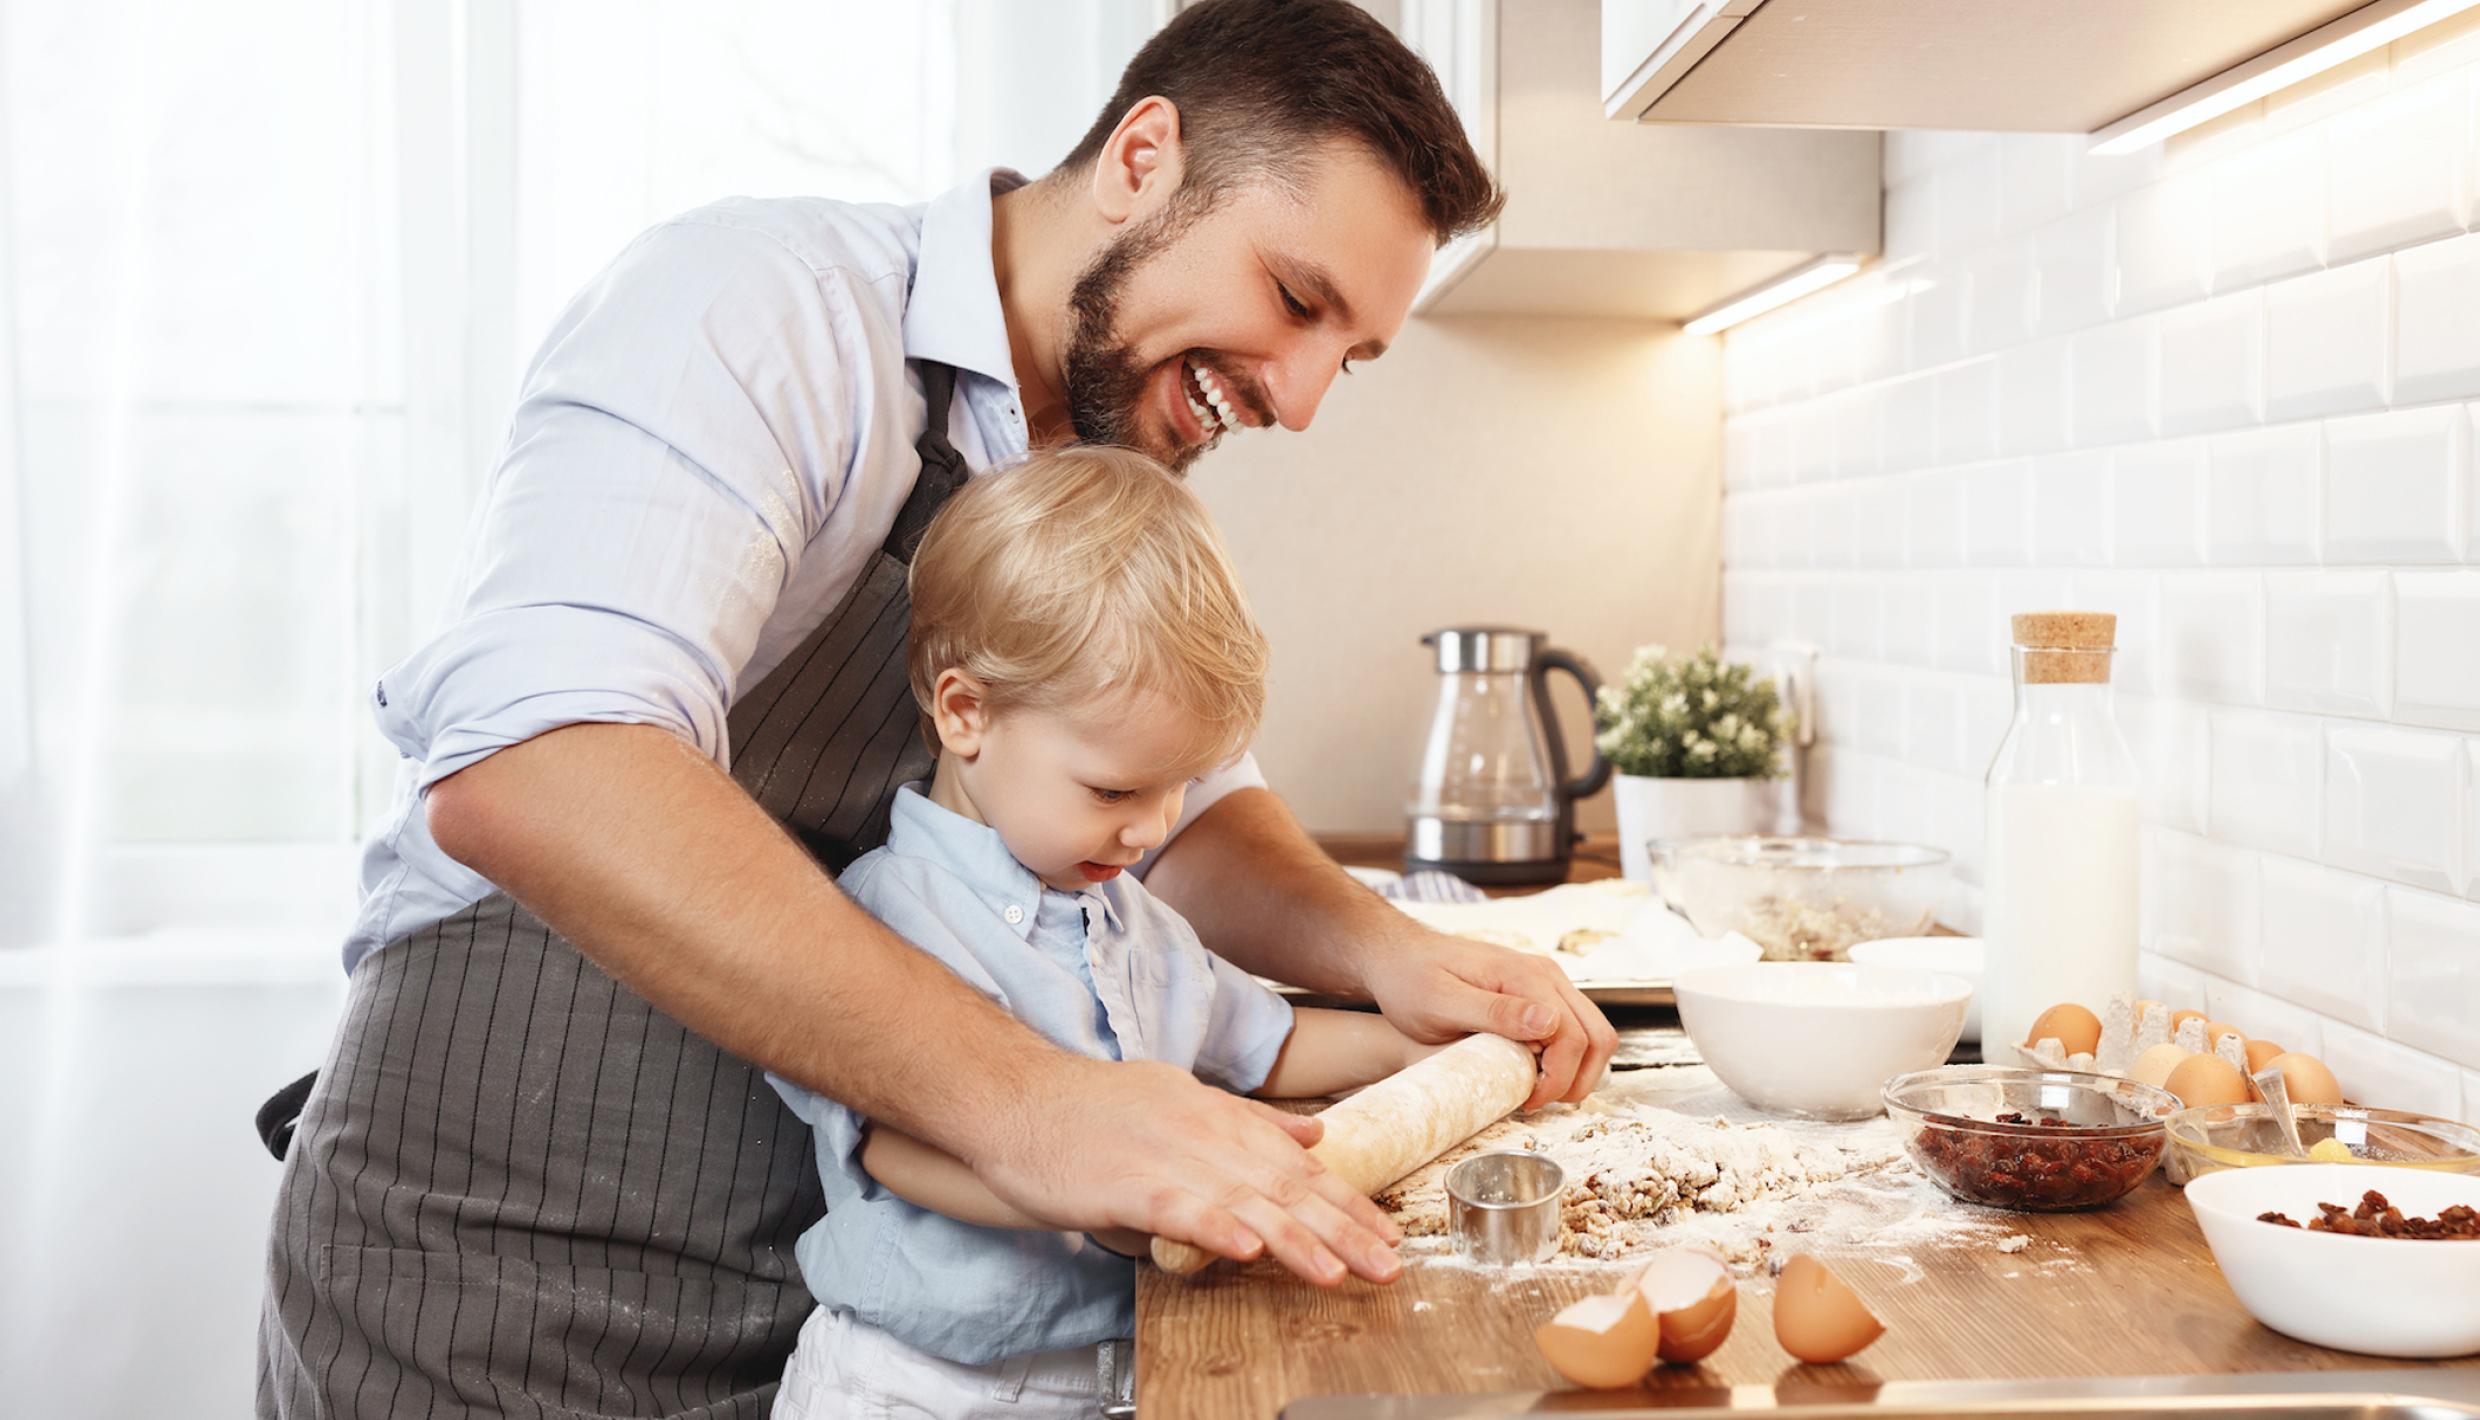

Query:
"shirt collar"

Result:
[[903, 168, 1027, 393], [1083, 881, 1129, 935], [886, 783, 1093, 941]]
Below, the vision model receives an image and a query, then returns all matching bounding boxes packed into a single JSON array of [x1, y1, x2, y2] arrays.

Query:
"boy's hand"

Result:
[[969, 1054, 1405, 1288], [1362, 929, 1616, 1109]]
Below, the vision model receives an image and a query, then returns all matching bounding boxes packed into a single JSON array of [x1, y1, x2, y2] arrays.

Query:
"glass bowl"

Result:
[[1647, 836, 1950, 962], [1882, 1065, 2180, 1211], [2166, 1103, 2480, 1181]]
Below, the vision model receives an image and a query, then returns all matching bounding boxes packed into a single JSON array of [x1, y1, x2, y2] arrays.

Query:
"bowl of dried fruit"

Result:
[[2185, 1162, 2480, 1357], [1882, 1065, 2180, 1211]]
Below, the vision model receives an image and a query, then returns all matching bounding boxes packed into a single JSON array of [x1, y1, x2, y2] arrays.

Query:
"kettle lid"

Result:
[[1423, 626, 1543, 674]]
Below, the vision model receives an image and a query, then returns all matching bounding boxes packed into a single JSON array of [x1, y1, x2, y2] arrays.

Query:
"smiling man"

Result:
[[256, 2, 1614, 1416]]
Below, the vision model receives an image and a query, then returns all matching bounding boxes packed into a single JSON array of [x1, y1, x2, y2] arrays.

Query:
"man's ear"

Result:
[[1089, 94, 1185, 227], [930, 668, 991, 758]]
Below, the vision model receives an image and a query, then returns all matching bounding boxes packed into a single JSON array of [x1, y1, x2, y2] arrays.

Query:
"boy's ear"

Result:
[[930, 669, 990, 757]]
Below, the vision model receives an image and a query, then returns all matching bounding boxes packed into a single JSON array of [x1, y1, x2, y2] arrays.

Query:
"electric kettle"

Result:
[[1404, 626, 1610, 885]]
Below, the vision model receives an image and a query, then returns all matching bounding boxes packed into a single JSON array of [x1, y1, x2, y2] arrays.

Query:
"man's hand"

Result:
[[968, 1055, 1405, 1287], [1144, 787, 1619, 1111], [1362, 930, 1616, 1109]]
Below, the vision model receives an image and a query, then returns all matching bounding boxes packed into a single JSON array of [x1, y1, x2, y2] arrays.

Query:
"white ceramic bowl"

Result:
[[1671, 963, 1971, 1120], [1849, 936, 1983, 1043], [2185, 1162, 2480, 1358]]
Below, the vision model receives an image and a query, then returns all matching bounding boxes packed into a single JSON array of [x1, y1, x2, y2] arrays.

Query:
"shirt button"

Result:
[[1003, 905, 1025, 925]]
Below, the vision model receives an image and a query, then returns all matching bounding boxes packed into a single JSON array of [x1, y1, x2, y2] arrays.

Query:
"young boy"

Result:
[[768, 446, 1498, 1418]]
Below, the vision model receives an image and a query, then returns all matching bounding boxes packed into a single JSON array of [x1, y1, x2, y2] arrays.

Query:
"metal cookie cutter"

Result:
[[1445, 1151, 1566, 1265]]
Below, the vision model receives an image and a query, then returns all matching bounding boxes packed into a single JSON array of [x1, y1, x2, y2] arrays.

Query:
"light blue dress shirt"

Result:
[[344, 172, 1263, 971], [771, 785, 1297, 1367]]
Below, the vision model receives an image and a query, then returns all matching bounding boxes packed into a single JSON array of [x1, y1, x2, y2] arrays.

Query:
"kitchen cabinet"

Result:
[[1603, 0, 2371, 130], [1394, 0, 1878, 319]]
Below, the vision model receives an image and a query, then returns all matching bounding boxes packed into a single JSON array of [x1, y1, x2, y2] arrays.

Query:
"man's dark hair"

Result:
[[1059, 0, 1505, 245]]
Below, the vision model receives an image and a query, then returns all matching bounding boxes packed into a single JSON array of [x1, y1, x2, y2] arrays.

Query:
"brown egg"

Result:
[[2243, 1039, 2286, 1073], [1631, 1249, 1737, 1365], [2163, 1053, 2251, 1108], [2263, 1052, 2344, 1107], [1773, 1255, 1885, 1364], [2021, 1002, 2103, 1055], [2128, 1043, 2192, 1090], [2202, 1020, 2245, 1046], [1536, 1289, 1657, 1388]]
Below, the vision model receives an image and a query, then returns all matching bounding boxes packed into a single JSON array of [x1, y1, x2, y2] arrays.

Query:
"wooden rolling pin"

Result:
[[1151, 1032, 1538, 1274]]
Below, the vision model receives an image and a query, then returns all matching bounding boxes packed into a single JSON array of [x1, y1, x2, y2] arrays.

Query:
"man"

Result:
[[258, 2, 1617, 1415]]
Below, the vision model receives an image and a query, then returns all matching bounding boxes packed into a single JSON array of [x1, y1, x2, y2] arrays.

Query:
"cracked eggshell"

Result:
[[1772, 1255, 1885, 1364], [1536, 1289, 1659, 1389], [1630, 1249, 1737, 1365]]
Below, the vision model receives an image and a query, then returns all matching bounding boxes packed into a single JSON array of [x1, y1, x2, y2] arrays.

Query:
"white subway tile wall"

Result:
[[1720, 30, 2480, 1122]]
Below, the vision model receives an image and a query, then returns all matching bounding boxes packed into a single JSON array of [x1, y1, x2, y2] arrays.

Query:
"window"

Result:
[[0, 0, 1159, 949]]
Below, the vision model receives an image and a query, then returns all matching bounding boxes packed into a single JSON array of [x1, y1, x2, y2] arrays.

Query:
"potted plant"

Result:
[[1593, 645, 1795, 882]]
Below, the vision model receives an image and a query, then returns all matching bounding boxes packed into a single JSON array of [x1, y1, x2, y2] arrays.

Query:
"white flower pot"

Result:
[[1612, 774, 1793, 883]]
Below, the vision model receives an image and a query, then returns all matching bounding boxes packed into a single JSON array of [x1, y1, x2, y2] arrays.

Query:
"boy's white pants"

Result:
[[773, 1306, 1122, 1420]]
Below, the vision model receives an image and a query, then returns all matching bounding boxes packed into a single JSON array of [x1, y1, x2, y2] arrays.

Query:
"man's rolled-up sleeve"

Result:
[[374, 213, 884, 789]]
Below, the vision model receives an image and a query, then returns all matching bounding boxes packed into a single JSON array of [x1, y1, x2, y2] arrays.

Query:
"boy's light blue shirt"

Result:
[[769, 784, 1297, 1366]]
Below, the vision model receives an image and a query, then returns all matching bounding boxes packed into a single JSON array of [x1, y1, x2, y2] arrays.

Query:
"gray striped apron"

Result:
[[257, 363, 973, 1419]]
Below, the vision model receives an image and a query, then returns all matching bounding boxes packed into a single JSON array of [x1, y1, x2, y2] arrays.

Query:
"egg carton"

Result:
[[2017, 994, 2249, 1187], [2017, 995, 2251, 1077]]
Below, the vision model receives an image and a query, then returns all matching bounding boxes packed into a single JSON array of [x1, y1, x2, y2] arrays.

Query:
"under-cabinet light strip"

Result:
[[2091, 0, 2480, 156], [1681, 254, 1865, 337]]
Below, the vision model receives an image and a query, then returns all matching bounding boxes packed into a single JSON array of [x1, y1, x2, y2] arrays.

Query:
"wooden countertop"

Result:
[[1137, 1087, 2479, 1418], [1142, 851, 2472, 1418], [1134, 834, 2471, 1415]]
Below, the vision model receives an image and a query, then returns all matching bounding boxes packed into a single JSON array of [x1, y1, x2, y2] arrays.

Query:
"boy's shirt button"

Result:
[[1003, 905, 1025, 926]]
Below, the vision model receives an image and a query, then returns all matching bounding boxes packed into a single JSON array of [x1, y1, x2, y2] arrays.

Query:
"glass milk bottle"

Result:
[[1981, 612, 2142, 1064]]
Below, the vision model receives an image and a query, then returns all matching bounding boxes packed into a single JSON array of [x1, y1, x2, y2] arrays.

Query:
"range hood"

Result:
[[1605, 0, 2376, 129]]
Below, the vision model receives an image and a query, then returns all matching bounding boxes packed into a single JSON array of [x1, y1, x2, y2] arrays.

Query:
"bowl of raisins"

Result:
[[1883, 1065, 2180, 1211]]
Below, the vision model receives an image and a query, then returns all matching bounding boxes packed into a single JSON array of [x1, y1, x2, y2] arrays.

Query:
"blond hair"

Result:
[[906, 445, 1269, 770]]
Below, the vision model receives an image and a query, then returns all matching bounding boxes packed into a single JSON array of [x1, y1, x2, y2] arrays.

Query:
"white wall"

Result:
[[1197, 313, 1721, 836], [1717, 16, 2480, 1120]]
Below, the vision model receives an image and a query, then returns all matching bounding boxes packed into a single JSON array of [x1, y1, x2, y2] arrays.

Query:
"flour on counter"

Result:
[[1378, 1065, 2021, 1279]]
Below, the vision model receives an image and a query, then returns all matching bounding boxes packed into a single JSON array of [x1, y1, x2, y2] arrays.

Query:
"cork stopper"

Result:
[[2011, 610, 2115, 684]]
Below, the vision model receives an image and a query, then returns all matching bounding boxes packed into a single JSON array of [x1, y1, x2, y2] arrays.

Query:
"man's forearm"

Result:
[[1141, 786, 1422, 995], [422, 721, 1055, 1161]]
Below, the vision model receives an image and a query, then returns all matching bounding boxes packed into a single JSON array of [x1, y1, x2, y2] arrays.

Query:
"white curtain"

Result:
[[0, 0, 1178, 954], [0, 5, 1159, 1416]]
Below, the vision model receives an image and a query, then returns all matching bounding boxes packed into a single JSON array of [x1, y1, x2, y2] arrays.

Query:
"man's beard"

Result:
[[1062, 206, 1202, 473]]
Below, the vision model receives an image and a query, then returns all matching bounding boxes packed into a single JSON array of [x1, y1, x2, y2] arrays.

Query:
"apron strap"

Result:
[[880, 359, 971, 564]]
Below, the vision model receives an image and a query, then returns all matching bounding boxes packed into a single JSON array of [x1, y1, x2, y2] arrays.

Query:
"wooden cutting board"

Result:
[[1136, 1162, 2480, 1418]]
